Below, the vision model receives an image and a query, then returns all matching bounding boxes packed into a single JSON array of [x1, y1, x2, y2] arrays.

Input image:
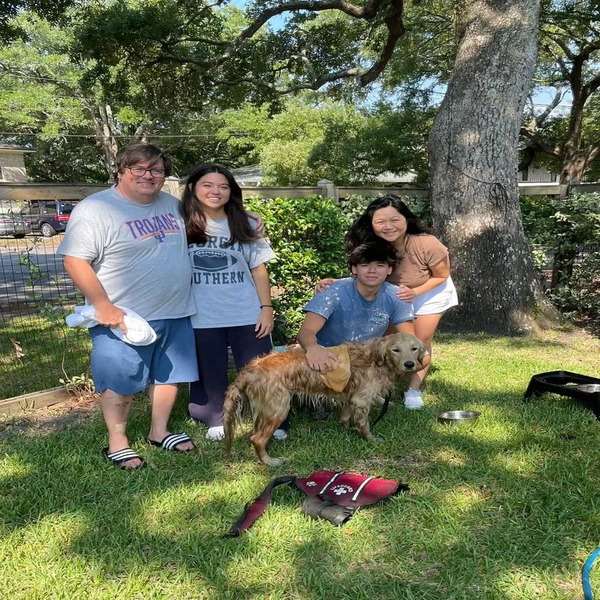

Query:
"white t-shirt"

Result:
[[188, 218, 276, 328], [58, 186, 195, 321]]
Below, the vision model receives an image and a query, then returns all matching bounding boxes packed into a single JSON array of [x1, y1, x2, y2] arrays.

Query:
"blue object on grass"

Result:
[[582, 547, 600, 600]]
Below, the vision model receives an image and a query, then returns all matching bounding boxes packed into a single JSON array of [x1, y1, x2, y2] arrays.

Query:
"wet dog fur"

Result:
[[223, 333, 428, 466]]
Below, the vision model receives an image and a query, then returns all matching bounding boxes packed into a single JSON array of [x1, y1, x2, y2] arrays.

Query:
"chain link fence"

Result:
[[0, 233, 90, 400]]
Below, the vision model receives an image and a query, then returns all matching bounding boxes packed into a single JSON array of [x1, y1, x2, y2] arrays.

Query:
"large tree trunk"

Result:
[[428, 0, 554, 333]]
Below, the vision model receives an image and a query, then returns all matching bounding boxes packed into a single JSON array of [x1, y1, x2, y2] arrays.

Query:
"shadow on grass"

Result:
[[0, 376, 599, 597]]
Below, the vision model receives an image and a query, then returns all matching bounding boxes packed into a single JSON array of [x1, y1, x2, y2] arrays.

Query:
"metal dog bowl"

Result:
[[438, 410, 481, 424], [578, 384, 600, 394]]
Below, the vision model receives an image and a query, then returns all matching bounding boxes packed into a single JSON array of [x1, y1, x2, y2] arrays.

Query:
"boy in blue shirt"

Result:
[[297, 240, 414, 373]]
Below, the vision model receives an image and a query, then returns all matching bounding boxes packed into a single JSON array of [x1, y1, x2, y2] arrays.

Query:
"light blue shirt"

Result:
[[303, 278, 413, 347]]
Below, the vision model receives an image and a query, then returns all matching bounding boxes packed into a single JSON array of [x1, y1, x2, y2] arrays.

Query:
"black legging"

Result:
[[188, 325, 290, 431]]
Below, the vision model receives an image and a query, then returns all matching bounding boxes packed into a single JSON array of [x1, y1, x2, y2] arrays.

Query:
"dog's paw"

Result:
[[263, 456, 285, 467]]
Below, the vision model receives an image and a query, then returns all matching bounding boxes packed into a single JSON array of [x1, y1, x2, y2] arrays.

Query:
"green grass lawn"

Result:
[[1, 330, 600, 599]]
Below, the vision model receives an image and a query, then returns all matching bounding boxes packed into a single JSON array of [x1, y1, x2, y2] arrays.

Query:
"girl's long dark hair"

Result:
[[182, 163, 259, 246], [345, 195, 429, 256]]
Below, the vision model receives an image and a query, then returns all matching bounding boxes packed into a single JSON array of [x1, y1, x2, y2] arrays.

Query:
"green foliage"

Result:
[[223, 99, 354, 185], [383, 0, 458, 89], [550, 252, 600, 334], [520, 192, 600, 332], [24, 136, 106, 183], [0, 0, 72, 42], [59, 372, 95, 397], [218, 96, 436, 185], [245, 196, 349, 343], [521, 193, 600, 249], [519, 194, 558, 244], [0, 12, 116, 181], [309, 100, 435, 184], [0, 9, 256, 181], [523, 0, 600, 181]]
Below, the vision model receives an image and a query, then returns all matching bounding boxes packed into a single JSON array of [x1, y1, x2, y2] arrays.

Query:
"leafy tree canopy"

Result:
[[0, 0, 72, 41], [522, 0, 600, 181], [216, 94, 434, 185]]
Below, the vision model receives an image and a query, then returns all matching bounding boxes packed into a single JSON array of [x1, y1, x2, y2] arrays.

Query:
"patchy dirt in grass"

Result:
[[0, 393, 100, 440]]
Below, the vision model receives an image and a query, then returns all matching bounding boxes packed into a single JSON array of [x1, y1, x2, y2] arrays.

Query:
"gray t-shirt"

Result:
[[57, 186, 195, 321], [303, 278, 414, 347], [188, 218, 276, 328]]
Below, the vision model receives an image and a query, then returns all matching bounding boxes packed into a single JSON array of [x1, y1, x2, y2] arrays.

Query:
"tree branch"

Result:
[[147, 0, 405, 90]]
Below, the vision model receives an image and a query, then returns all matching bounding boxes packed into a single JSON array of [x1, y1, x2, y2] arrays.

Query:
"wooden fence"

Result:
[[2, 179, 600, 205]]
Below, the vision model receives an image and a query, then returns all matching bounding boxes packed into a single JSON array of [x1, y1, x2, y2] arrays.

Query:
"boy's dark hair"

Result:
[[347, 240, 398, 268]]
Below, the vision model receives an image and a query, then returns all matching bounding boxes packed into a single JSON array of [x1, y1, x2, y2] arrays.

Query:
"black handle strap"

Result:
[[370, 391, 392, 429]]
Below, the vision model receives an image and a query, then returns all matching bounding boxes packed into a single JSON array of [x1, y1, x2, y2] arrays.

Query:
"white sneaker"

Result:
[[272, 428, 288, 440], [206, 426, 225, 441], [404, 389, 424, 410]]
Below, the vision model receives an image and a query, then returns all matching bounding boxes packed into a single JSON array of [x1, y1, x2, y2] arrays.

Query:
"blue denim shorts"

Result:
[[89, 317, 198, 395]]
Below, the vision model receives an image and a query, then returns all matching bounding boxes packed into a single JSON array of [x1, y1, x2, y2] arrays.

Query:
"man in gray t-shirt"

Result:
[[57, 143, 198, 470], [297, 241, 414, 372]]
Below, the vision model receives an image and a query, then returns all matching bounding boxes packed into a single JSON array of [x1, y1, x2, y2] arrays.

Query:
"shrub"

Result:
[[550, 251, 600, 334], [521, 192, 600, 332], [245, 196, 349, 343]]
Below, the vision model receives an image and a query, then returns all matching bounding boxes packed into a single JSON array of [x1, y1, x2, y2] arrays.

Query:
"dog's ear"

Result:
[[373, 336, 392, 366]]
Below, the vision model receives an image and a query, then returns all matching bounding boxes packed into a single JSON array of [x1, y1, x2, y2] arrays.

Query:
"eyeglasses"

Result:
[[126, 166, 166, 177]]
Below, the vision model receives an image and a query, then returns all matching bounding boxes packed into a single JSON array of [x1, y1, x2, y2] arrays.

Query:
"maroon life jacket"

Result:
[[225, 470, 410, 537]]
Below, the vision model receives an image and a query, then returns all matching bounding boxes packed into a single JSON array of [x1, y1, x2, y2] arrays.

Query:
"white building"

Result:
[[0, 144, 34, 182]]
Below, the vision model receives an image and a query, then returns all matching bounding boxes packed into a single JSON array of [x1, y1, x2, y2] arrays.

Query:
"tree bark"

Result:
[[92, 104, 120, 183], [428, 0, 555, 333]]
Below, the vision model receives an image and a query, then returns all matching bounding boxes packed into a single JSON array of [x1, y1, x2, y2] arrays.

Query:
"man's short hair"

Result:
[[114, 143, 173, 182], [347, 240, 397, 268]]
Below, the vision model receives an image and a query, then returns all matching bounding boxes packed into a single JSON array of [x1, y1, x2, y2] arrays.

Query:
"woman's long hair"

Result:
[[345, 195, 429, 256], [181, 163, 259, 246]]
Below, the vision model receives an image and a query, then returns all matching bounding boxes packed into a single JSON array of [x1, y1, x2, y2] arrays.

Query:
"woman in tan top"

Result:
[[345, 195, 458, 409]]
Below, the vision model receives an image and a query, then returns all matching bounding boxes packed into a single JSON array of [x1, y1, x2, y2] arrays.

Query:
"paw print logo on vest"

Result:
[[331, 484, 354, 496]]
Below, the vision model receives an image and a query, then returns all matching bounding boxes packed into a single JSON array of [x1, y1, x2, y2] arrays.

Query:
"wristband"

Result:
[[261, 304, 273, 309]]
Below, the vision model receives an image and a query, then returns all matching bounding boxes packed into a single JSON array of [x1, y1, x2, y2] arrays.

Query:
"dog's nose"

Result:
[[403, 361, 415, 369]]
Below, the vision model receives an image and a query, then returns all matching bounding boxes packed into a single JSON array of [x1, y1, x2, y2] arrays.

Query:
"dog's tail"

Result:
[[223, 379, 246, 458]]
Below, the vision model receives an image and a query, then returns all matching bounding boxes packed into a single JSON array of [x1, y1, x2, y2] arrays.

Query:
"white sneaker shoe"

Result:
[[272, 428, 288, 440], [206, 426, 225, 441], [404, 389, 424, 410]]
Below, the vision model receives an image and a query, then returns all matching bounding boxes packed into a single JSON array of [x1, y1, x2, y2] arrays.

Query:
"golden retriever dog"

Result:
[[223, 333, 428, 466]]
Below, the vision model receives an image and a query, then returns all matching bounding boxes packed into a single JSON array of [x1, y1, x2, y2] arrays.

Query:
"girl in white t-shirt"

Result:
[[182, 164, 287, 440]]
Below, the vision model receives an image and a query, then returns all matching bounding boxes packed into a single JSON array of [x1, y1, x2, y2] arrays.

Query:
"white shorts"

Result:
[[413, 276, 459, 316]]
